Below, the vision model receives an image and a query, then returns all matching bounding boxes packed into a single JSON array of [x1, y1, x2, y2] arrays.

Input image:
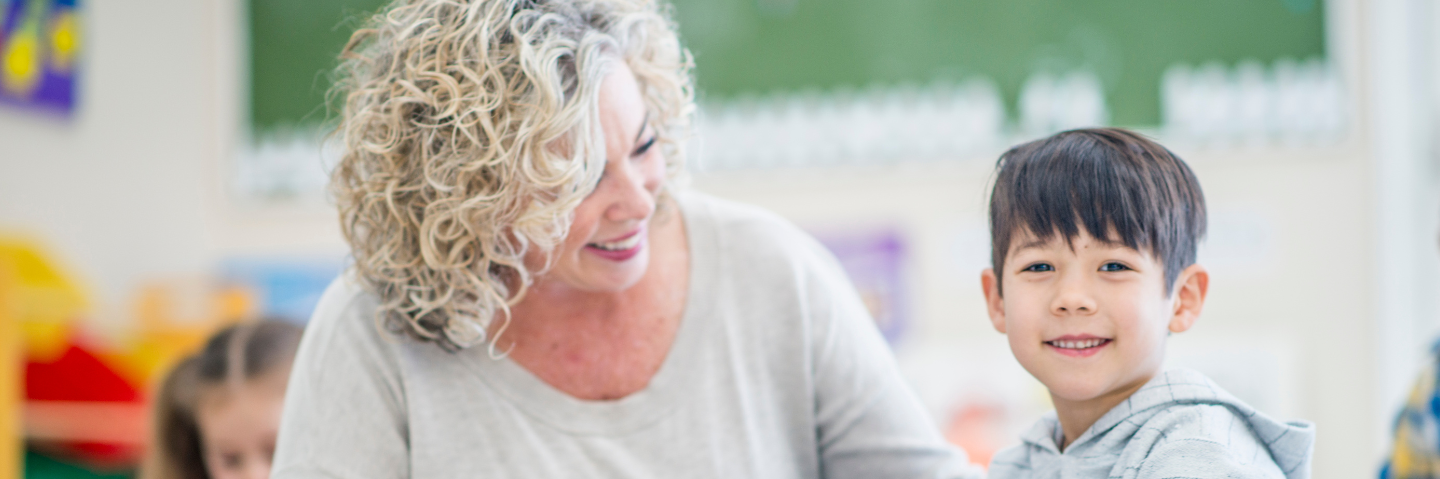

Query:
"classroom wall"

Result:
[[0, 0, 347, 312], [0, 0, 228, 311], [0, 0, 1431, 478]]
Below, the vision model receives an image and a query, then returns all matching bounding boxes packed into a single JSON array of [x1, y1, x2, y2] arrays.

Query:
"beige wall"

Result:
[[0, 0, 347, 310], [0, 0, 229, 309]]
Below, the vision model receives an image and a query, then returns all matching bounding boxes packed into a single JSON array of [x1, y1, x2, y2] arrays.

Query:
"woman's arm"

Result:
[[800, 238, 984, 479], [272, 277, 410, 478]]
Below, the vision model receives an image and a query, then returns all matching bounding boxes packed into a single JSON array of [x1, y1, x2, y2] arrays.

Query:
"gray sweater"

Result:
[[272, 191, 981, 479], [988, 369, 1314, 479]]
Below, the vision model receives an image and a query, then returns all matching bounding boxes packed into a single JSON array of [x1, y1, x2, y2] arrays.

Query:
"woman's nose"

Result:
[[604, 162, 655, 222]]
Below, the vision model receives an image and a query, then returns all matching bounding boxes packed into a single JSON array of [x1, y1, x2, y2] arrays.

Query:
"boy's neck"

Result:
[[1050, 373, 1154, 452]]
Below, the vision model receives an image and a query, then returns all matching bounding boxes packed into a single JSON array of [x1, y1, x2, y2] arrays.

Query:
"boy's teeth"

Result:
[[1051, 338, 1107, 349], [590, 233, 642, 251]]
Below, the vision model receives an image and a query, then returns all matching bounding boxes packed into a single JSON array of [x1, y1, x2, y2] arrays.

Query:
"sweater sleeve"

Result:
[[797, 234, 983, 479], [271, 277, 411, 479]]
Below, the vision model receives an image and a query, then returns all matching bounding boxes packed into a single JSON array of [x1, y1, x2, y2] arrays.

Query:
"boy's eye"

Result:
[[1022, 263, 1053, 273], [1099, 262, 1131, 272]]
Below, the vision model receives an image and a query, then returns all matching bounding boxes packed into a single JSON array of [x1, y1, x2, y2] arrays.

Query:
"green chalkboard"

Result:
[[669, 0, 1325, 126], [248, 0, 389, 132], [247, 0, 1324, 132]]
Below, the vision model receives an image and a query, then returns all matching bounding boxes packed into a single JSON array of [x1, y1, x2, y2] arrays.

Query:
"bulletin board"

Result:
[[0, 0, 81, 116], [247, 0, 1325, 132]]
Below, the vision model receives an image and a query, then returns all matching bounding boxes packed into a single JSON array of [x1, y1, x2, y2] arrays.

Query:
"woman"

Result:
[[272, 0, 978, 477]]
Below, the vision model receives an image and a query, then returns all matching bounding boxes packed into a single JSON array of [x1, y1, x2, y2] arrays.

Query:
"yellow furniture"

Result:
[[0, 237, 89, 479]]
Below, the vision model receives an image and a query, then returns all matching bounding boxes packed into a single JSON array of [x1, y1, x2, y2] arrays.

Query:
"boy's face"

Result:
[[981, 229, 1207, 404]]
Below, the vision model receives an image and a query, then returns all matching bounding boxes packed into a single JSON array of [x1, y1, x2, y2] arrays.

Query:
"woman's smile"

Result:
[[585, 227, 647, 261]]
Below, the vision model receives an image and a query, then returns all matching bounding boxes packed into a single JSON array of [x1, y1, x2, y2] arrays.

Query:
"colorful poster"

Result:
[[814, 228, 909, 344], [0, 0, 80, 115]]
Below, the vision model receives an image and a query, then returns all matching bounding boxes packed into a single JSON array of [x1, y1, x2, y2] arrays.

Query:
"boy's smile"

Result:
[[1045, 334, 1111, 358], [982, 229, 1208, 447]]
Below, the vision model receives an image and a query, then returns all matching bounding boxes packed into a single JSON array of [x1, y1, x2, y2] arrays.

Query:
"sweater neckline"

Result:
[[1023, 369, 1234, 454], [458, 191, 716, 436]]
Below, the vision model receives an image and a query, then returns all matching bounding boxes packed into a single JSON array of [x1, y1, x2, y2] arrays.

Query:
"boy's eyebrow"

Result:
[[1014, 237, 1052, 251], [1013, 234, 1138, 257]]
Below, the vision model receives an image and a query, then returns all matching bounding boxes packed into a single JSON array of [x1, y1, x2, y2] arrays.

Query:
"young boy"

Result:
[[979, 128, 1315, 478]]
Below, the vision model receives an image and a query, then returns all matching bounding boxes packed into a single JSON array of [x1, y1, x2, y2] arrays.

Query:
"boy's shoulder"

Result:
[[1113, 370, 1315, 479], [1114, 401, 1290, 479], [988, 370, 1315, 479]]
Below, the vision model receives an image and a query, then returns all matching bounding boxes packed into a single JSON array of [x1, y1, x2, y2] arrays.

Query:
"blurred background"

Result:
[[0, 0, 1435, 477]]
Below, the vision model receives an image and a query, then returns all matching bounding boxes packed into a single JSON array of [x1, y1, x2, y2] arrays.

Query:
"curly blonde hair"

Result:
[[331, 0, 694, 351]]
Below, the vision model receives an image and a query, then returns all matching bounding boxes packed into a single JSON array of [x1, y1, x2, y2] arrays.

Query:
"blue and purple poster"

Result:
[[814, 228, 910, 345], [0, 0, 79, 116]]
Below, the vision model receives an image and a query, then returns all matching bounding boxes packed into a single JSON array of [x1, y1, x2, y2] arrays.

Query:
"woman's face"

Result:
[[544, 63, 666, 293], [195, 373, 288, 479]]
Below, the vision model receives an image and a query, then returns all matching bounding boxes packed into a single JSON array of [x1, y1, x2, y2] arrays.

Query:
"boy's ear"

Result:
[[980, 268, 1007, 334], [1167, 264, 1209, 333]]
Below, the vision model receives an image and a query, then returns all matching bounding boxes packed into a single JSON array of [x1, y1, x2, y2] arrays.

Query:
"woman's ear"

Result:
[[1167, 264, 1209, 333], [981, 268, 1007, 334]]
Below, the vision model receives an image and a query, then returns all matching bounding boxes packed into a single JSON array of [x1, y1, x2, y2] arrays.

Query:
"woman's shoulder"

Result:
[[295, 271, 401, 363], [679, 190, 798, 234], [307, 271, 373, 332], [677, 190, 833, 268]]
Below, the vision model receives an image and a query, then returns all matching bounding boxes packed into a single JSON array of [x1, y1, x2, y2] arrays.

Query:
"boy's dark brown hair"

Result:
[[989, 128, 1207, 295]]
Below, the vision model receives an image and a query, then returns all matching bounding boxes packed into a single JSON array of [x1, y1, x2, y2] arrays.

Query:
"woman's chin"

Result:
[[576, 252, 650, 291]]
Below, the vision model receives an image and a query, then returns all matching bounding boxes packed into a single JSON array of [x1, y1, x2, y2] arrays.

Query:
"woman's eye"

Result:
[[1099, 262, 1131, 272], [632, 136, 657, 157], [1022, 263, 1053, 273], [589, 169, 607, 191]]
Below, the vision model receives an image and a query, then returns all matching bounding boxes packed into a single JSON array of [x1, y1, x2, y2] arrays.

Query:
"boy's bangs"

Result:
[[1004, 136, 1153, 254], [989, 128, 1206, 294]]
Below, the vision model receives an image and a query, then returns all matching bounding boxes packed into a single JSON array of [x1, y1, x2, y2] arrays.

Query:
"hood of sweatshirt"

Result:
[[1012, 368, 1315, 479]]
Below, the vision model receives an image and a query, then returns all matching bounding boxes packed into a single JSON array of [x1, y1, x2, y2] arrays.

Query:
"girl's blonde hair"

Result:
[[142, 320, 304, 479], [331, 0, 694, 351]]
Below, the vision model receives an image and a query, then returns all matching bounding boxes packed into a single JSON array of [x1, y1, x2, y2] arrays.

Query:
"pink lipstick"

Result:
[[585, 228, 645, 262]]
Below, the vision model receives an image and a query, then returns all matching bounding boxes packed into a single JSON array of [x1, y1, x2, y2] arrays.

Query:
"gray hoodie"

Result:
[[988, 369, 1314, 479]]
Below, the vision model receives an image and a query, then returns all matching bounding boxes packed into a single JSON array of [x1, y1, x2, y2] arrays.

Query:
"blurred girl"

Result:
[[142, 320, 303, 479]]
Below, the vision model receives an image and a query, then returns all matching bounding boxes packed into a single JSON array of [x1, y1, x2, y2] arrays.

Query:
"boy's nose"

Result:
[[1051, 278, 1098, 316]]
